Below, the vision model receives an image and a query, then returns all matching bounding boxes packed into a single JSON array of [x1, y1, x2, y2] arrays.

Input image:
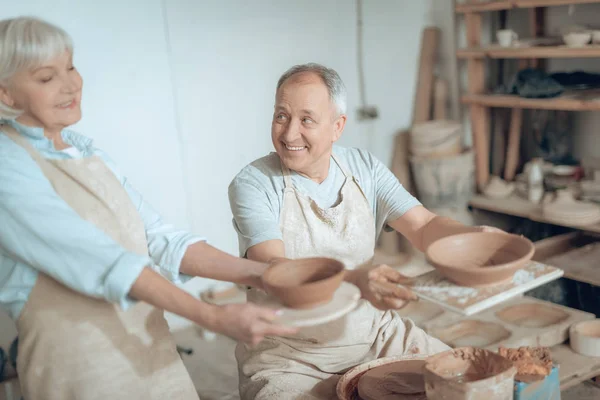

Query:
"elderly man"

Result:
[[228, 63, 491, 399]]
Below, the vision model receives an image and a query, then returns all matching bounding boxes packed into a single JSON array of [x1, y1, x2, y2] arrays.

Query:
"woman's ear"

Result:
[[0, 85, 15, 108]]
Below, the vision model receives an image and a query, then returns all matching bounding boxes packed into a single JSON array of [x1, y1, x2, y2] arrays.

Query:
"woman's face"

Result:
[[1, 51, 83, 132]]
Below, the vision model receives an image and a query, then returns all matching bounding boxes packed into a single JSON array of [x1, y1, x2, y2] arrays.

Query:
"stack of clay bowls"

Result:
[[542, 190, 600, 226], [410, 120, 463, 158]]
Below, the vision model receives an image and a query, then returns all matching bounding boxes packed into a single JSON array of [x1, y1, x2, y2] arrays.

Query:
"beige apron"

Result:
[[236, 155, 449, 400], [2, 125, 199, 400]]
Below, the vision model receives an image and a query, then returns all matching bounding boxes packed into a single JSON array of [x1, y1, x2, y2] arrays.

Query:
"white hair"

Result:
[[276, 63, 347, 115], [0, 17, 73, 119]]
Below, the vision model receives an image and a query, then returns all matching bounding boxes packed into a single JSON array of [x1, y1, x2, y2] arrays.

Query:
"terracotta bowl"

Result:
[[425, 232, 535, 287], [262, 257, 345, 309]]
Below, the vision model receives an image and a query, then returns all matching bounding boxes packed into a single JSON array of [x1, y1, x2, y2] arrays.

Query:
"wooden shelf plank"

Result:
[[544, 242, 600, 287], [456, 0, 600, 13], [456, 0, 513, 13], [516, 0, 600, 8], [461, 91, 600, 111], [458, 45, 600, 59], [469, 194, 600, 234]]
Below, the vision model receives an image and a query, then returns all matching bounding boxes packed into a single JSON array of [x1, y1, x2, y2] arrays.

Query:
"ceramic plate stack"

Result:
[[543, 190, 600, 226], [410, 120, 462, 158]]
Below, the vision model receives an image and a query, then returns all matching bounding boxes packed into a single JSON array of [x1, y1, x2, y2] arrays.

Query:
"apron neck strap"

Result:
[[280, 152, 352, 189]]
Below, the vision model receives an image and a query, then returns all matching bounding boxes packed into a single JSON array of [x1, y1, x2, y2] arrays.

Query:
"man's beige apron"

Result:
[[236, 155, 449, 400], [2, 125, 199, 400]]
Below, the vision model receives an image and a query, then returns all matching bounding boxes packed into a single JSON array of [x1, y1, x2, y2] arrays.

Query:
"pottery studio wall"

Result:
[[0, 0, 437, 341]]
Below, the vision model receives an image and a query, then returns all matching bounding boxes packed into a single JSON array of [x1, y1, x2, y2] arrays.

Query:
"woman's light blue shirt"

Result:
[[0, 119, 203, 320]]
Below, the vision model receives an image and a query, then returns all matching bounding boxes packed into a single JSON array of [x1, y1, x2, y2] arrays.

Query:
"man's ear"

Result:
[[332, 114, 347, 142]]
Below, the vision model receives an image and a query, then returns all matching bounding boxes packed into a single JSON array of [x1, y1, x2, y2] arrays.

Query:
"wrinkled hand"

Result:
[[352, 264, 418, 311], [210, 303, 298, 346]]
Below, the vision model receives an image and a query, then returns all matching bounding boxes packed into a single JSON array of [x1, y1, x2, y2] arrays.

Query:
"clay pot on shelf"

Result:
[[262, 257, 345, 309], [425, 232, 535, 287]]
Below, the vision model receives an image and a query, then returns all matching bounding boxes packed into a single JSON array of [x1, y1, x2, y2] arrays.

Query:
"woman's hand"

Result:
[[348, 264, 417, 311], [207, 303, 298, 346]]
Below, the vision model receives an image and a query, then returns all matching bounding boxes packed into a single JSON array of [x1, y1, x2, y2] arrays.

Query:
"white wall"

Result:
[[1, 0, 435, 335]]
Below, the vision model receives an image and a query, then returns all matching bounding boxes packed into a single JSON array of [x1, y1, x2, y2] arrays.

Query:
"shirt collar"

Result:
[[2, 119, 93, 154]]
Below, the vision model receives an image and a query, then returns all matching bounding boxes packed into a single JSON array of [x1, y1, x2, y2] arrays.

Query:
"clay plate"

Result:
[[336, 354, 426, 400], [425, 232, 535, 287], [358, 359, 427, 400], [430, 320, 512, 348], [262, 257, 345, 309], [273, 282, 360, 327], [495, 303, 569, 328]]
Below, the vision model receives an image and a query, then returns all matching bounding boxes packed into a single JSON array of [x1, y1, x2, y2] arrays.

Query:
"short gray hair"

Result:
[[276, 63, 347, 115], [0, 17, 74, 119]]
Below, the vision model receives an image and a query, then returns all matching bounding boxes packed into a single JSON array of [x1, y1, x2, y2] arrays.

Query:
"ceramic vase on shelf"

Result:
[[527, 158, 545, 204]]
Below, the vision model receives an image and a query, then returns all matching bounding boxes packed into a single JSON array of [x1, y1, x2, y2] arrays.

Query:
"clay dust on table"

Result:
[[497, 346, 553, 383]]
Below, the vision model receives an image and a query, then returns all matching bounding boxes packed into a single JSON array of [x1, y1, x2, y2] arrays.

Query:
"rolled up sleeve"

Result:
[[228, 178, 282, 257], [0, 152, 150, 310]]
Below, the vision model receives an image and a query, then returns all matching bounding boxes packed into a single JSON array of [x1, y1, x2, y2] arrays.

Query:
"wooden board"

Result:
[[552, 344, 600, 390], [413, 27, 440, 124], [423, 296, 595, 349], [402, 261, 564, 315], [544, 242, 600, 287]]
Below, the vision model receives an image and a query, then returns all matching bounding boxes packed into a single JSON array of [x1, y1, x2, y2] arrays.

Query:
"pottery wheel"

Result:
[[357, 360, 427, 400], [271, 282, 360, 327]]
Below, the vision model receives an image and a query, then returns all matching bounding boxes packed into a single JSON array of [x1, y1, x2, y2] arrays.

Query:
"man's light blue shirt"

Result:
[[0, 119, 203, 320]]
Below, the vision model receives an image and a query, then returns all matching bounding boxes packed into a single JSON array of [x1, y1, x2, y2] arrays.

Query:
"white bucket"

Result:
[[410, 150, 475, 208]]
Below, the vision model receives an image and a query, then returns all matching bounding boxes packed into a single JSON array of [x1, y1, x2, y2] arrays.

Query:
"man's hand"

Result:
[[207, 303, 299, 346], [348, 264, 418, 310]]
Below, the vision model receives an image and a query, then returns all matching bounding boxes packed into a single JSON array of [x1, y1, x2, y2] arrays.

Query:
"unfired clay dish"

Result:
[[569, 319, 600, 357], [430, 320, 512, 348], [425, 232, 535, 287], [483, 176, 515, 199], [262, 257, 345, 309], [336, 354, 427, 400], [495, 303, 569, 328], [423, 347, 516, 400]]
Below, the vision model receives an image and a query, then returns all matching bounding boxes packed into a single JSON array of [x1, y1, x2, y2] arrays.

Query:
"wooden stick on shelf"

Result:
[[504, 108, 523, 181], [465, 12, 490, 191], [413, 27, 440, 124], [456, 0, 600, 13]]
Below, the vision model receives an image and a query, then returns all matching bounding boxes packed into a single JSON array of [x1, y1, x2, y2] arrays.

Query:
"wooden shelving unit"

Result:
[[457, 0, 600, 190], [457, 1, 600, 389]]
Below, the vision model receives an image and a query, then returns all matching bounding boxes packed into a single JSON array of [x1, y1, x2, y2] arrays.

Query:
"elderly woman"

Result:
[[228, 63, 503, 399], [0, 17, 298, 400]]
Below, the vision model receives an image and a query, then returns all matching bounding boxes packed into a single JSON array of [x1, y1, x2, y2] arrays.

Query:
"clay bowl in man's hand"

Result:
[[425, 232, 535, 287], [262, 257, 345, 309]]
